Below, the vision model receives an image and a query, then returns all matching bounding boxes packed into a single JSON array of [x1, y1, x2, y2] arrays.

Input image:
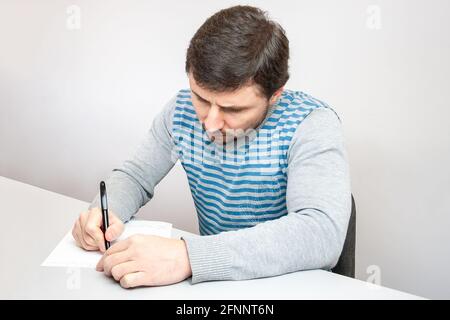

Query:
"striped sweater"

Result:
[[89, 88, 352, 283], [172, 89, 330, 235]]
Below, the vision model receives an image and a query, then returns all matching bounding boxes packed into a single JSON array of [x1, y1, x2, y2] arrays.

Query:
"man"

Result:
[[72, 5, 351, 288]]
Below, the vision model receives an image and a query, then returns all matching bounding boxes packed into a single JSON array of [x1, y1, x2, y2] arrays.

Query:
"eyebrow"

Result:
[[191, 90, 249, 109]]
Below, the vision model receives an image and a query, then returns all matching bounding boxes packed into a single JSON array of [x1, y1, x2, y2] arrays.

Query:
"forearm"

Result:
[[183, 205, 349, 283]]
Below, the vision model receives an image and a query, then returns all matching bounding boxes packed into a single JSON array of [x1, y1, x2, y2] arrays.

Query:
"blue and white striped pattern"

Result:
[[172, 89, 329, 235]]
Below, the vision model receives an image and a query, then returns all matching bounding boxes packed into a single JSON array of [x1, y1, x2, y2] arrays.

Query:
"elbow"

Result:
[[322, 220, 349, 271], [305, 208, 348, 271], [325, 242, 343, 270]]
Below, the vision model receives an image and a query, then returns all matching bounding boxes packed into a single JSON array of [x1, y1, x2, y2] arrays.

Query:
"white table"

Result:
[[0, 176, 423, 299]]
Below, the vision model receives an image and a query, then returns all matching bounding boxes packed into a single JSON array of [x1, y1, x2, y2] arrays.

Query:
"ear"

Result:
[[269, 86, 284, 105]]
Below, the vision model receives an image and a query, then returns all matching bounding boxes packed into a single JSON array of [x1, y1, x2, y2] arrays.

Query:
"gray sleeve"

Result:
[[88, 95, 179, 222], [182, 107, 352, 284]]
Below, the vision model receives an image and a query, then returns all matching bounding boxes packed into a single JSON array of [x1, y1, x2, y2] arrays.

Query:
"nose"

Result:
[[203, 104, 224, 133]]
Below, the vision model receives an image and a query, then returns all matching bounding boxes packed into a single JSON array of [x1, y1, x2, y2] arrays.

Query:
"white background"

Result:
[[1, 0, 449, 299]]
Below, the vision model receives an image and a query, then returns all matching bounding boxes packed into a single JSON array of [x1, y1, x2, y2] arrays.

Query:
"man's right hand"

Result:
[[72, 208, 124, 252]]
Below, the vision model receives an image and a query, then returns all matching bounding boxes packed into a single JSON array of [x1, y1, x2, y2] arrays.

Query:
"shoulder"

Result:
[[286, 92, 344, 160], [282, 89, 341, 130], [152, 89, 194, 138], [301, 107, 342, 132], [160, 89, 194, 121]]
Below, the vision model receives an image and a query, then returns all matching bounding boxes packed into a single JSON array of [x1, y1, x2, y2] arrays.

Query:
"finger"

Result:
[[84, 209, 106, 252], [101, 250, 134, 276], [76, 216, 97, 251], [105, 237, 131, 256], [120, 271, 146, 289], [110, 261, 140, 281], [105, 214, 124, 242], [80, 211, 98, 249], [96, 239, 131, 271], [72, 220, 82, 247]]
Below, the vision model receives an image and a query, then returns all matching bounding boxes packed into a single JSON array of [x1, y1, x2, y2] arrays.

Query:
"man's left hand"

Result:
[[96, 235, 192, 288]]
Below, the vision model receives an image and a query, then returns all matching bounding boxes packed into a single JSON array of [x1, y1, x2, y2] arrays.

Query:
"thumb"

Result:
[[105, 215, 124, 241]]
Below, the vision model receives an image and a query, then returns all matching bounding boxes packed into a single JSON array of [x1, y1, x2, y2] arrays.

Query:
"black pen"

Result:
[[100, 181, 110, 250]]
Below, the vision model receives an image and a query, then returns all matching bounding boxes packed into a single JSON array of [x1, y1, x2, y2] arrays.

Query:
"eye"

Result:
[[196, 98, 210, 107], [223, 107, 240, 113]]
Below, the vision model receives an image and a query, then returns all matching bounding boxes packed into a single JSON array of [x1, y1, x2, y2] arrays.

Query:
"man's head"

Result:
[[185, 5, 289, 143]]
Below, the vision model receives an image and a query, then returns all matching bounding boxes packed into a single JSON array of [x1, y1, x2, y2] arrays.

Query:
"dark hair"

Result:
[[185, 5, 289, 99]]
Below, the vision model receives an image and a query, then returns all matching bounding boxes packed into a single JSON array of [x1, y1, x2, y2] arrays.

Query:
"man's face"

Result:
[[188, 73, 281, 144]]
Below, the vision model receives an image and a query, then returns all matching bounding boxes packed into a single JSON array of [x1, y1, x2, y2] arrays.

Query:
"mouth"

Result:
[[208, 133, 225, 141], [202, 124, 238, 144], [207, 131, 230, 144]]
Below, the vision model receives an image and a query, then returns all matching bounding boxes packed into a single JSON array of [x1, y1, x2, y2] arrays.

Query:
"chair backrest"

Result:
[[331, 194, 356, 278]]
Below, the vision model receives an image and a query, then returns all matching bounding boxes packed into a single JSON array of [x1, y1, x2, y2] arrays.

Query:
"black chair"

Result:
[[331, 194, 356, 278]]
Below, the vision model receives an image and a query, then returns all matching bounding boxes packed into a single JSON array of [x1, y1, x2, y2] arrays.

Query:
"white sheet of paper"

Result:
[[41, 220, 172, 268]]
